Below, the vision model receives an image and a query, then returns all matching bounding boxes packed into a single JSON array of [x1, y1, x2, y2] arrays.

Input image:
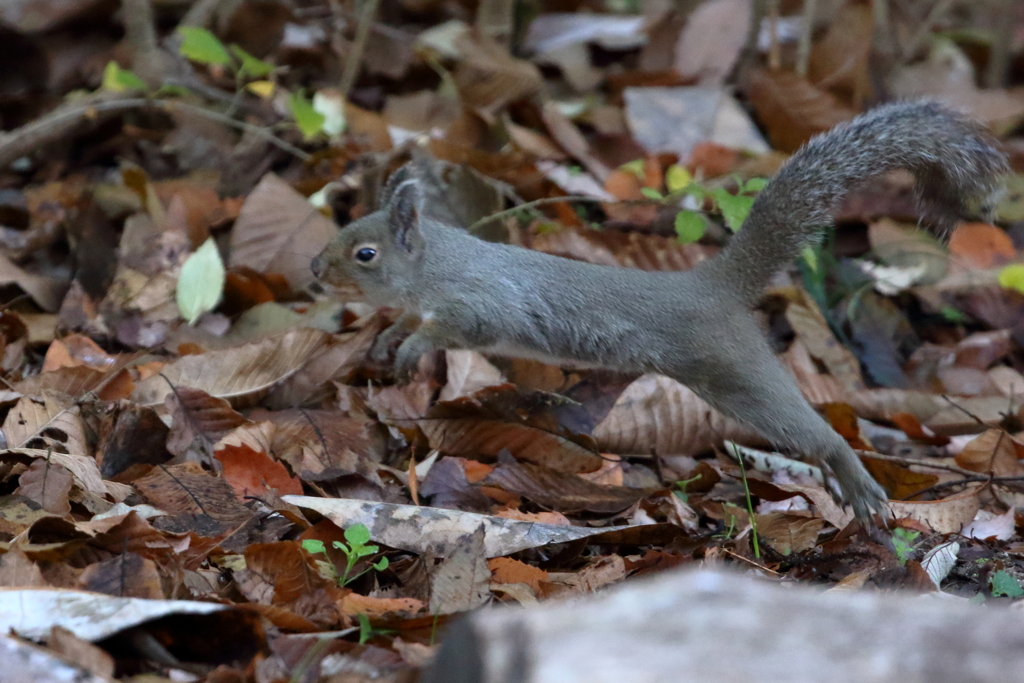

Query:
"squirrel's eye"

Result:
[[354, 247, 377, 263]]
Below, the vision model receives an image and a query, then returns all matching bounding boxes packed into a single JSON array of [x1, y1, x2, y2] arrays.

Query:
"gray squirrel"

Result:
[[312, 101, 1007, 523]]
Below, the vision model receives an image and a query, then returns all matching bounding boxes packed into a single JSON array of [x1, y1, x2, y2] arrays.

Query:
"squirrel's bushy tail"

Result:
[[711, 101, 1007, 304]]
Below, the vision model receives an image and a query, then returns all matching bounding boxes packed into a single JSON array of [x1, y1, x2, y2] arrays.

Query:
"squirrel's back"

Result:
[[711, 101, 1007, 303]]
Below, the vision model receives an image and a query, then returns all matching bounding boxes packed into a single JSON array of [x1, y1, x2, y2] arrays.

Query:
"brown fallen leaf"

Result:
[[16, 459, 73, 516], [888, 484, 983, 534], [488, 557, 549, 592], [592, 373, 761, 455], [78, 552, 163, 599], [228, 173, 337, 291], [745, 68, 857, 153], [131, 328, 328, 406], [420, 384, 604, 474], [955, 429, 1024, 477], [165, 386, 250, 459], [482, 456, 653, 514], [215, 440, 303, 498]]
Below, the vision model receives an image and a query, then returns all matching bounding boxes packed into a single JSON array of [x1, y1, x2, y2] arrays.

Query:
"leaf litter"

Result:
[[0, 0, 1022, 680]]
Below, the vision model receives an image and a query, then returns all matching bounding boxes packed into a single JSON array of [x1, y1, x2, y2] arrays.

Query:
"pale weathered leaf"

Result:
[[2, 395, 88, 455], [429, 525, 490, 615], [283, 495, 646, 559], [0, 589, 229, 641], [176, 237, 225, 325], [131, 328, 328, 406]]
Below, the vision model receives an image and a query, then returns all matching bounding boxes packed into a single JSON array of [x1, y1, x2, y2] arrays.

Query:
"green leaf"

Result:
[[940, 306, 967, 323], [230, 44, 274, 79], [288, 91, 326, 140], [640, 187, 663, 201], [665, 164, 692, 193], [177, 26, 231, 66], [372, 557, 389, 571], [176, 238, 225, 325], [357, 613, 372, 644], [743, 177, 769, 193], [990, 569, 1024, 597], [301, 539, 327, 555], [998, 264, 1024, 294], [619, 159, 645, 179], [891, 527, 919, 564], [801, 246, 818, 274], [344, 523, 371, 547], [102, 61, 146, 92], [674, 210, 706, 244], [711, 188, 754, 232]]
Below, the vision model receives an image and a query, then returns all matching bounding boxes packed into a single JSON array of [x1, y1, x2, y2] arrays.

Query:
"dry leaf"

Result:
[[745, 69, 857, 153], [131, 328, 328, 406], [229, 174, 337, 291], [592, 374, 761, 455], [421, 384, 604, 474], [429, 525, 490, 615], [673, 0, 750, 85]]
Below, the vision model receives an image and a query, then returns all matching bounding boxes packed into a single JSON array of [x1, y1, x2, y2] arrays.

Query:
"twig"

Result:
[[338, 0, 383, 99], [0, 92, 311, 170], [766, 0, 781, 71], [855, 449, 978, 478], [169, 101, 312, 160], [179, 0, 232, 28], [122, 0, 178, 86], [795, 0, 817, 77], [466, 195, 610, 232], [985, 0, 1014, 88], [901, 0, 955, 61]]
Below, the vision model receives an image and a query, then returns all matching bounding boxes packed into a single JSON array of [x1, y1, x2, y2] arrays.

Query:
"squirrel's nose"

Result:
[[310, 255, 324, 278]]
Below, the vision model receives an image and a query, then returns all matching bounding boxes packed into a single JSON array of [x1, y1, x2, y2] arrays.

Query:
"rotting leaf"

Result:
[[131, 328, 328, 407], [482, 455, 654, 514], [284, 495, 649, 559], [429, 525, 490, 615], [419, 384, 604, 474]]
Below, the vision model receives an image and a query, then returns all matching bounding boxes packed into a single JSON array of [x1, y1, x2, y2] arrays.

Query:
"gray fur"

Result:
[[312, 102, 1007, 523]]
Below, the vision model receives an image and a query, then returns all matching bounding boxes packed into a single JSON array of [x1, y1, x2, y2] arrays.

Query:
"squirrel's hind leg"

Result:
[[676, 345, 889, 524]]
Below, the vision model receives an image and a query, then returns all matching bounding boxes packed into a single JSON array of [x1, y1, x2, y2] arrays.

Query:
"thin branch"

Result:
[[179, 0, 232, 28], [902, 0, 955, 61], [0, 92, 311, 171], [169, 101, 312, 160], [339, 0, 383, 99], [795, 0, 817, 77], [766, 0, 781, 71], [854, 449, 977, 477], [466, 195, 610, 232]]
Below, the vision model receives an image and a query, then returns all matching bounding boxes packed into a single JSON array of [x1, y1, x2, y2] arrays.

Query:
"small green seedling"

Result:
[[621, 160, 768, 245], [891, 527, 921, 564], [673, 474, 703, 503], [302, 523, 389, 586], [356, 613, 395, 644]]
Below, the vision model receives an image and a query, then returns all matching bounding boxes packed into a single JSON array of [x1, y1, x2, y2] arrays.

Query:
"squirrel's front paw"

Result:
[[393, 344, 425, 383], [368, 336, 395, 365]]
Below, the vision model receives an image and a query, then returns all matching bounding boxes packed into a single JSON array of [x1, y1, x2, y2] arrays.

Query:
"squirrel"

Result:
[[312, 101, 1007, 523]]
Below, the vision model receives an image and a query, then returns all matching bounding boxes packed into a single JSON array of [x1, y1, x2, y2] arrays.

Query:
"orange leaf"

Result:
[[216, 443, 303, 498], [948, 223, 1016, 269], [488, 557, 548, 591]]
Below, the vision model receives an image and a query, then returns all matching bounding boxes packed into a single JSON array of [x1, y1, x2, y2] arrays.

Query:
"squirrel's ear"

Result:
[[387, 180, 424, 254]]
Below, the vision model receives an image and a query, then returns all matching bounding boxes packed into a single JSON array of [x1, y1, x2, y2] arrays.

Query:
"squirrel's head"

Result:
[[312, 179, 426, 306]]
